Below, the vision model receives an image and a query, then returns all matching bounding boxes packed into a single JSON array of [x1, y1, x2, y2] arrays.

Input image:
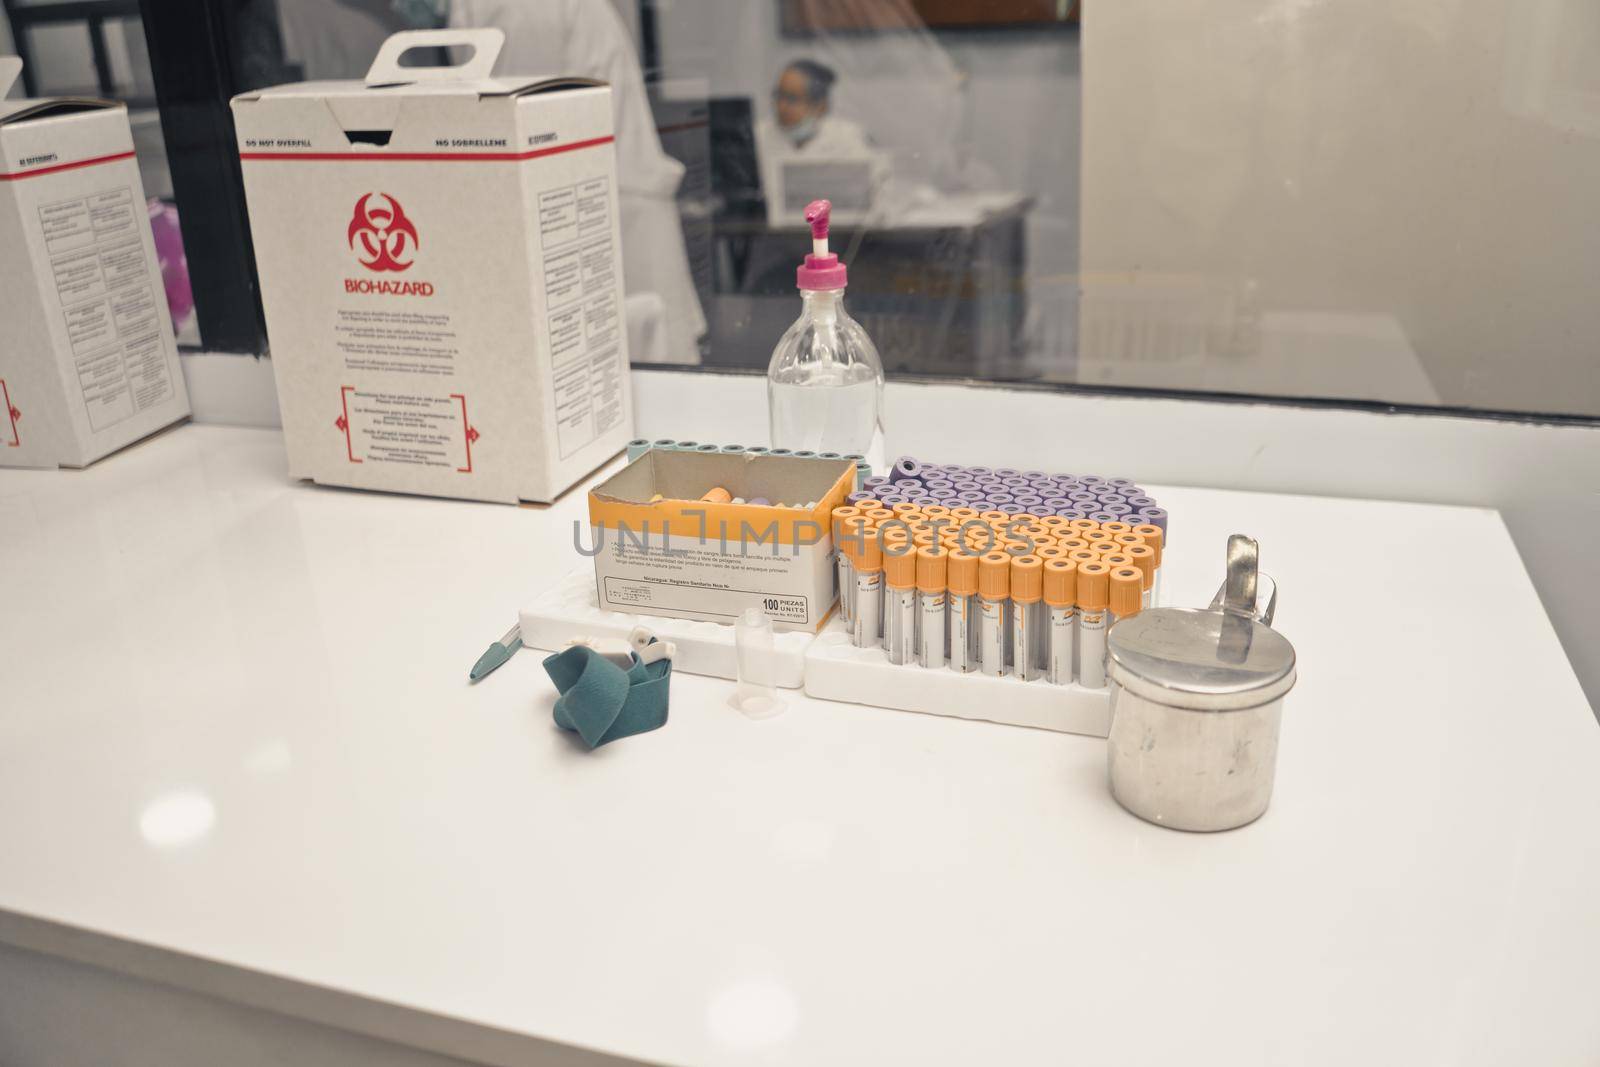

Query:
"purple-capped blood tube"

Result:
[[1012, 495, 1044, 508], [877, 494, 906, 506], [1068, 491, 1099, 505], [967, 466, 992, 477], [1107, 478, 1136, 490], [750, 497, 772, 506], [1103, 502, 1134, 517], [847, 491, 876, 504], [998, 502, 1026, 515], [1060, 508, 1090, 520], [1041, 499, 1075, 515], [1078, 475, 1106, 487], [892, 457, 922, 481], [1126, 496, 1156, 509], [1089, 511, 1119, 523], [1141, 507, 1169, 534], [993, 467, 1020, 479], [923, 478, 954, 491], [986, 493, 1015, 506], [1096, 493, 1128, 507]]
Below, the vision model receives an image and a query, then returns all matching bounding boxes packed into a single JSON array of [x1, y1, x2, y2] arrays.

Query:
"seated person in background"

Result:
[[756, 59, 872, 160]]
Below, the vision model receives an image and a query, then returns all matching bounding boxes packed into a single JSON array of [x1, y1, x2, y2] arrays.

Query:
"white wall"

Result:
[[1081, 0, 1600, 418]]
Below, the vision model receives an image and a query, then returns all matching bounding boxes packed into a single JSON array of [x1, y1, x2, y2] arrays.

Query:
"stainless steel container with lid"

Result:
[[1106, 535, 1297, 832]]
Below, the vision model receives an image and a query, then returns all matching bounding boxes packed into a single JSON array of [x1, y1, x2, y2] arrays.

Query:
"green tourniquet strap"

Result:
[[543, 643, 672, 749]]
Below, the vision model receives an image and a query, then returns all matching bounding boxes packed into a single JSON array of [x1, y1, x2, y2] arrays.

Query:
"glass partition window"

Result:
[[178, 0, 1600, 421]]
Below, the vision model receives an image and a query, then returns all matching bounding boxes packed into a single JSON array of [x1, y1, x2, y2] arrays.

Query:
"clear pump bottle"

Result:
[[767, 199, 884, 456]]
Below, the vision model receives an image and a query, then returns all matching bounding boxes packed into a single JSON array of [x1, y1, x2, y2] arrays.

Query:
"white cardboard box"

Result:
[[0, 57, 190, 470], [587, 450, 854, 633], [230, 29, 632, 503]]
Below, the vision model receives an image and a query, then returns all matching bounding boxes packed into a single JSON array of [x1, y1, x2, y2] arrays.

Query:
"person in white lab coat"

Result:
[[448, 0, 706, 364], [756, 59, 872, 160]]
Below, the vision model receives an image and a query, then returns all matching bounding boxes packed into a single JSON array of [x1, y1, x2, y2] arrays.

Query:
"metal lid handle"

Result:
[[1209, 534, 1278, 627]]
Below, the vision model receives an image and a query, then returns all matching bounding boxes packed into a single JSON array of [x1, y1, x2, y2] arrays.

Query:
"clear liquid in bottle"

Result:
[[766, 199, 884, 455]]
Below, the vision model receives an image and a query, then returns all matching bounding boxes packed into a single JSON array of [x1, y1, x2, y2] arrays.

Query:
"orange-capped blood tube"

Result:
[[1087, 536, 1120, 557], [946, 548, 980, 674], [1076, 561, 1111, 688], [832, 506, 860, 627], [977, 551, 1012, 677], [916, 546, 948, 670], [1123, 542, 1157, 608], [1112, 532, 1145, 553], [882, 536, 919, 665], [1010, 554, 1045, 681], [1043, 558, 1078, 685], [1109, 565, 1143, 634], [1133, 522, 1165, 604], [850, 523, 883, 649], [1101, 551, 1136, 572]]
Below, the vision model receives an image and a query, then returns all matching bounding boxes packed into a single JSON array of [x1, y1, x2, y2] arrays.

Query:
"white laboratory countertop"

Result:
[[1, 425, 1598, 1066]]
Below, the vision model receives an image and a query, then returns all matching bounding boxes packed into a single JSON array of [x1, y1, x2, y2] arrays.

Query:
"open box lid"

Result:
[[594, 450, 853, 508], [231, 29, 603, 104], [0, 57, 120, 126]]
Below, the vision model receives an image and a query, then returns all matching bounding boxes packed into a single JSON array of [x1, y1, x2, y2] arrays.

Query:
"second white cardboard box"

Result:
[[230, 29, 632, 503], [0, 56, 190, 469]]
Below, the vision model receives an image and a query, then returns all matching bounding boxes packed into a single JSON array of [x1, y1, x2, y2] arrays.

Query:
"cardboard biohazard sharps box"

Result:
[[230, 29, 633, 503], [0, 56, 190, 470], [588, 451, 855, 633]]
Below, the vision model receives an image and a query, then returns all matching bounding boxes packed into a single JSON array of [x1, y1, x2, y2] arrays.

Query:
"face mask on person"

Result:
[[786, 114, 820, 148]]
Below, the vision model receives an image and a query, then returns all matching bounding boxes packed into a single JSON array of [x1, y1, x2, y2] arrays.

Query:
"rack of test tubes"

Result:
[[804, 460, 1169, 736]]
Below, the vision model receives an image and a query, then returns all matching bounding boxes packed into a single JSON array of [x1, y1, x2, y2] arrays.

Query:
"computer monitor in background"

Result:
[[770, 157, 877, 226], [709, 96, 764, 221]]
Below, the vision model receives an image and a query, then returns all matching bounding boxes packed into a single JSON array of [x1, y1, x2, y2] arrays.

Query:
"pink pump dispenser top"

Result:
[[797, 199, 848, 291]]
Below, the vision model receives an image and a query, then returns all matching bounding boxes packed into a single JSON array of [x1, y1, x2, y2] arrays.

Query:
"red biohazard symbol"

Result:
[[347, 193, 418, 272]]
